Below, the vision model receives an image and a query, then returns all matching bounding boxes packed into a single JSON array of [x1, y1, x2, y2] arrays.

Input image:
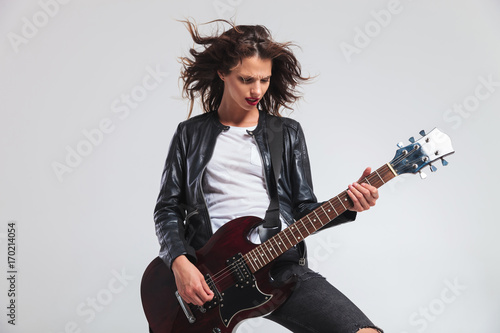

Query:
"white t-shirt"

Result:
[[202, 126, 280, 243]]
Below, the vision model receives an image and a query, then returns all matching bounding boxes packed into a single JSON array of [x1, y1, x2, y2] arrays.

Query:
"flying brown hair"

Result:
[[179, 19, 311, 118]]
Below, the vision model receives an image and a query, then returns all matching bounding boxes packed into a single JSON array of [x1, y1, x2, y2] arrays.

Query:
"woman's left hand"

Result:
[[347, 167, 379, 212]]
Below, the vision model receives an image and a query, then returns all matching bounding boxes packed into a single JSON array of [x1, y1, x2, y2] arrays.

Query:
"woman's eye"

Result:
[[239, 77, 270, 84]]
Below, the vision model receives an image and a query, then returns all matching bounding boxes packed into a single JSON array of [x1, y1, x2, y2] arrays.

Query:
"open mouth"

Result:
[[245, 98, 259, 106]]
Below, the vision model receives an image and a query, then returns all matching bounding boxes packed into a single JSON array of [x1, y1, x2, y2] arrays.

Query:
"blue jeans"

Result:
[[264, 248, 383, 333]]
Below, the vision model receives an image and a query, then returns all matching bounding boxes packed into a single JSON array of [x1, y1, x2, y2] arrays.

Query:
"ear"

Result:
[[217, 71, 225, 81]]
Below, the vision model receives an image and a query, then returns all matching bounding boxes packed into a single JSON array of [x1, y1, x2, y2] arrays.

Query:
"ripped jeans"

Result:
[[264, 248, 384, 333]]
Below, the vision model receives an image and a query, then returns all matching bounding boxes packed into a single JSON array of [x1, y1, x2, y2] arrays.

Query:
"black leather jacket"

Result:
[[154, 110, 356, 269]]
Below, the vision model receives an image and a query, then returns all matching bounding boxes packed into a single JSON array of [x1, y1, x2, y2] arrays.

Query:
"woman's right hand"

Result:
[[171, 255, 214, 306]]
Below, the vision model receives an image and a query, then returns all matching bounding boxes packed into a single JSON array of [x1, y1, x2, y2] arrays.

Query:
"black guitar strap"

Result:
[[259, 116, 283, 242], [259, 115, 307, 266]]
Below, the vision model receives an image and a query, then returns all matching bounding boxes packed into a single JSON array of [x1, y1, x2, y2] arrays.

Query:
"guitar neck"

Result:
[[244, 163, 397, 273]]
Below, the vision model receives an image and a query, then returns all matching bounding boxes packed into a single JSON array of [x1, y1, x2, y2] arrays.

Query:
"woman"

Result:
[[153, 19, 383, 333]]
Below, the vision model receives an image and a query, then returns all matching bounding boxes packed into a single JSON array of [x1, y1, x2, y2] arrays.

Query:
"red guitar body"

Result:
[[140, 216, 296, 333]]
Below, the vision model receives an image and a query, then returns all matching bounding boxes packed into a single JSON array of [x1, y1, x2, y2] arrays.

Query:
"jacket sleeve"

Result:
[[290, 122, 357, 228], [154, 124, 197, 269]]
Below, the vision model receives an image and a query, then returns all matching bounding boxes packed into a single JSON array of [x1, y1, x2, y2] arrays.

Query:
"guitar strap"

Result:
[[259, 116, 283, 242], [259, 115, 307, 266]]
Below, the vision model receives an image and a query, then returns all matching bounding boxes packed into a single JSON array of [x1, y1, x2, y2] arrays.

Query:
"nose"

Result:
[[250, 82, 262, 97]]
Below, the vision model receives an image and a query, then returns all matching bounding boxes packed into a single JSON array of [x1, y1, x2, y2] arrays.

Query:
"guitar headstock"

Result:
[[390, 128, 455, 178]]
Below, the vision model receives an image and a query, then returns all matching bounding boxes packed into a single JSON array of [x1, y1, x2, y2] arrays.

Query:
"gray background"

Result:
[[1, 0, 499, 332]]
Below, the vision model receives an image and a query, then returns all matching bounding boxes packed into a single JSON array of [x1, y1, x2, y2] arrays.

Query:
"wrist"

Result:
[[172, 255, 189, 271]]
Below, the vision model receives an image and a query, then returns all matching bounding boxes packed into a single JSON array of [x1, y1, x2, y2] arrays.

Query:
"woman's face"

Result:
[[219, 56, 272, 114]]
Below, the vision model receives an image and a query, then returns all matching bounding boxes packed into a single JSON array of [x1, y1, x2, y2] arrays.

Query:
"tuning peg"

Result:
[[441, 158, 449, 166], [419, 171, 427, 179], [409, 137, 415, 143], [430, 164, 437, 172], [397, 142, 404, 148], [419, 130, 426, 136]]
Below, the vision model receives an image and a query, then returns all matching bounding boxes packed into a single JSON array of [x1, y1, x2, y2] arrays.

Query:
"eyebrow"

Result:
[[240, 75, 272, 79]]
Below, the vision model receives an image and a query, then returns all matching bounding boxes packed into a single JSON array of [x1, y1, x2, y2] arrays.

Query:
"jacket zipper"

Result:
[[199, 126, 228, 237]]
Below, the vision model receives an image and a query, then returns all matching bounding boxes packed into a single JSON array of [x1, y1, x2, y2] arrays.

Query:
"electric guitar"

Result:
[[141, 128, 455, 333]]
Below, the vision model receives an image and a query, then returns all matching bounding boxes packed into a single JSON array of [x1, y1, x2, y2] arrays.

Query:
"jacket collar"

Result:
[[209, 109, 268, 133]]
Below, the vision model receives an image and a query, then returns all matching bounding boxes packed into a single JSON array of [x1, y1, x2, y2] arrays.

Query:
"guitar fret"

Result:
[[253, 249, 263, 268], [312, 210, 322, 227], [328, 201, 339, 215], [246, 253, 256, 272], [282, 229, 293, 248], [320, 206, 329, 224], [375, 170, 385, 184], [251, 249, 261, 268], [306, 214, 318, 234], [295, 222, 305, 240], [365, 177, 371, 185], [267, 243, 278, 257], [337, 195, 347, 210], [261, 248, 270, 264], [276, 234, 285, 252], [305, 215, 313, 230], [289, 226, 299, 243]]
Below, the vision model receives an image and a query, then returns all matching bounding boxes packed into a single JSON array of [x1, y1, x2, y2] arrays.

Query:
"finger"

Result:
[[357, 167, 372, 183], [353, 183, 373, 209], [189, 292, 206, 306], [201, 279, 215, 302], [186, 287, 208, 306], [347, 189, 365, 212], [179, 284, 208, 306], [361, 183, 379, 202], [178, 289, 194, 305], [348, 184, 369, 211]]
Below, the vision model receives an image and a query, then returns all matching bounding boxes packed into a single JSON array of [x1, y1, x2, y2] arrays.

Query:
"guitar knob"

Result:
[[419, 171, 427, 179], [397, 142, 404, 148], [409, 137, 415, 143], [441, 158, 449, 166], [430, 165, 437, 172], [419, 130, 426, 136]]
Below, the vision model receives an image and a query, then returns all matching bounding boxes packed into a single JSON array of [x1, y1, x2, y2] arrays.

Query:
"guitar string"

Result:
[[208, 151, 418, 288], [210, 206, 329, 285], [209, 174, 383, 285], [209, 211, 327, 283], [209, 207, 333, 287], [209, 163, 397, 284]]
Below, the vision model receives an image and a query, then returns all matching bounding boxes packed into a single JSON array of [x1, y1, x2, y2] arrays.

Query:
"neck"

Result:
[[217, 104, 259, 127], [243, 163, 398, 273]]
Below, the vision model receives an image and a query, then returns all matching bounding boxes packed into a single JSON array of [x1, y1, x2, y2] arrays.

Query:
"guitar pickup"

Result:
[[226, 253, 254, 286]]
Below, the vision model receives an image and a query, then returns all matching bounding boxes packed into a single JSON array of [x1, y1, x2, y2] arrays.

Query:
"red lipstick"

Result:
[[245, 98, 259, 106]]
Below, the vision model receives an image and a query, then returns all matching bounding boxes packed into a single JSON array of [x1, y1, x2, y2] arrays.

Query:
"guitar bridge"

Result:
[[175, 291, 196, 324]]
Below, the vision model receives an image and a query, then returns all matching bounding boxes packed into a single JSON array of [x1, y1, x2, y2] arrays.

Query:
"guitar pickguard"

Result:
[[219, 252, 272, 327], [219, 278, 272, 327]]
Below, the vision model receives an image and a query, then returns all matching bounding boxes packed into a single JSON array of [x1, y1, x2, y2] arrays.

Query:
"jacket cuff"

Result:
[[320, 210, 357, 230], [161, 248, 197, 271], [333, 210, 357, 225]]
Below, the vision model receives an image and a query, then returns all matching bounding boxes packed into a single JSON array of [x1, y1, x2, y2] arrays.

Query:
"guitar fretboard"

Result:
[[243, 163, 396, 273]]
